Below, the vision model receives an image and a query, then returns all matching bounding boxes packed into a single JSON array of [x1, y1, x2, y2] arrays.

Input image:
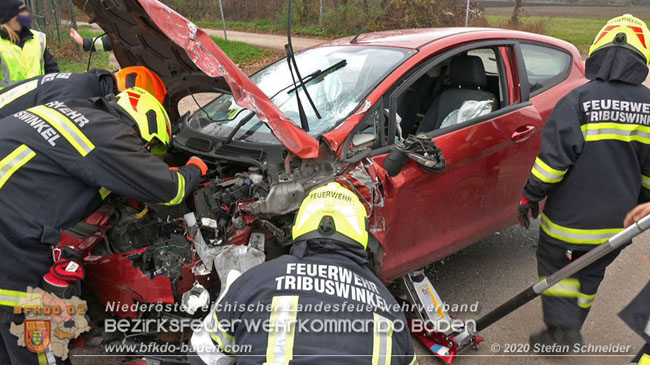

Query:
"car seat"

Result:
[[417, 55, 495, 133]]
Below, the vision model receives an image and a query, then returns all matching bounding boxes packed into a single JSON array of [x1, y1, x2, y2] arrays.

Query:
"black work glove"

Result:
[[518, 197, 539, 229]]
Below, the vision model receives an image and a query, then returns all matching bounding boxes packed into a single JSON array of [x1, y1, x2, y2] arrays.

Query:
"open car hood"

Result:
[[72, 0, 320, 159]]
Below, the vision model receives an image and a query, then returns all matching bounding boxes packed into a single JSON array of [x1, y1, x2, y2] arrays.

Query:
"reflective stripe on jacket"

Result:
[[523, 78, 650, 250], [0, 30, 46, 88], [194, 251, 418, 365], [0, 70, 116, 118], [0, 97, 201, 312]]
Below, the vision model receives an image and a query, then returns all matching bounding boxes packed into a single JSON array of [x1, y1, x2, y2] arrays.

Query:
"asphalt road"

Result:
[[76, 22, 323, 52], [412, 221, 650, 365]]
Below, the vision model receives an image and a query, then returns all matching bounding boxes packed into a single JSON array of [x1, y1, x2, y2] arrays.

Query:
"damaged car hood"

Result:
[[72, 0, 320, 159]]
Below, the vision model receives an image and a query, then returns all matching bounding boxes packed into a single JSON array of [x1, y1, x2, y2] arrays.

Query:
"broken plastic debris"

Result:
[[181, 283, 210, 315]]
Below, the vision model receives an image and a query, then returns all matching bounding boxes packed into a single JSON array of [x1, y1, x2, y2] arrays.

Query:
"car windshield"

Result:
[[187, 46, 414, 144]]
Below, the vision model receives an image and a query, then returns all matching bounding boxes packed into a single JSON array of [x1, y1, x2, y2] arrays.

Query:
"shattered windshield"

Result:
[[187, 46, 414, 144]]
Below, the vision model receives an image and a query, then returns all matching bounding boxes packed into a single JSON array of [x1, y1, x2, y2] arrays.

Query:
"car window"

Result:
[[467, 48, 498, 74], [186, 46, 415, 144], [520, 43, 571, 95], [391, 47, 506, 138]]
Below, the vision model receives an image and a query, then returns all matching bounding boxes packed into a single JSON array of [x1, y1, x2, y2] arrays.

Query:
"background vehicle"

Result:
[[66, 0, 586, 356]]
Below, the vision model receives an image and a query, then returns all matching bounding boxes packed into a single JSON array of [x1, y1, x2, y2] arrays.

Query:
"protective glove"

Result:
[[186, 156, 208, 176], [41, 247, 85, 299], [518, 196, 539, 229]]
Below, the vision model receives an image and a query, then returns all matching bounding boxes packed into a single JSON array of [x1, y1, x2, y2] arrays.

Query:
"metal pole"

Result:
[[475, 213, 650, 332], [51, 0, 61, 42], [319, 0, 323, 28], [218, 0, 227, 41], [465, 0, 470, 27], [69, 0, 82, 57]]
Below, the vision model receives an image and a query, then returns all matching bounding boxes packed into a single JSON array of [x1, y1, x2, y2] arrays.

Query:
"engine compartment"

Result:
[[62, 146, 355, 319]]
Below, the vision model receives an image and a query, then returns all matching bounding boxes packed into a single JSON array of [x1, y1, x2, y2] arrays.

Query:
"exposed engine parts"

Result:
[[93, 158, 343, 289]]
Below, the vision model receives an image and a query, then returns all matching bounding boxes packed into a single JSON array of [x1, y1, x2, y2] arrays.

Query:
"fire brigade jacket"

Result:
[[523, 47, 650, 251], [0, 28, 58, 88], [0, 69, 116, 118], [619, 281, 650, 348], [190, 239, 417, 365], [82, 35, 112, 53], [0, 97, 201, 318]]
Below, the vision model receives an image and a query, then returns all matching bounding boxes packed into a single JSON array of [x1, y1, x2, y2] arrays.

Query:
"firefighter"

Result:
[[69, 27, 112, 53], [518, 14, 650, 350], [622, 205, 650, 364], [190, 182, 417, 365], [0, 66, 167, 118], [0, 87, 207, 364], [0, 0, 58, 88]]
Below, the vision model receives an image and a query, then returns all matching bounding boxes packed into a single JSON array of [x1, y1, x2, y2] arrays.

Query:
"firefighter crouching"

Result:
[[0, 87, 207, 364], [190, 182, 417, 365], [0, 66, 167, 118], [518, 14, 650, 350]]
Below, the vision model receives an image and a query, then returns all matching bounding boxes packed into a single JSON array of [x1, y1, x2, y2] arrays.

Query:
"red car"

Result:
[[68, 0, 586, 324]]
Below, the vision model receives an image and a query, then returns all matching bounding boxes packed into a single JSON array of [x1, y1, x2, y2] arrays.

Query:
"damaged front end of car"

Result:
[[64, 0, 390, 357]]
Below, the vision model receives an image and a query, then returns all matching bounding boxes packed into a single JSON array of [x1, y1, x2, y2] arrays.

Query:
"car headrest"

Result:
[[449, 55, 487, 88]]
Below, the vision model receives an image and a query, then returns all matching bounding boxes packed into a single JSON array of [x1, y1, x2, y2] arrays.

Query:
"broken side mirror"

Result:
[[383, 149, 409, 177], [384, 134, 447, 176]]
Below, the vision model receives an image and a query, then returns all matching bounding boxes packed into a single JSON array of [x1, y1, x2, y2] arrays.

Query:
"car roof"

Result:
[[320, 27, 576, 51]]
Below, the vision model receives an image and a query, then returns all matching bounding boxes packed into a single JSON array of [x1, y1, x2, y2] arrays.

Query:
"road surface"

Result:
[[77, 22, 324, 52]]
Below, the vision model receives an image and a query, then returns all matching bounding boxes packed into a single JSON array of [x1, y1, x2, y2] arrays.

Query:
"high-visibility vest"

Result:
[[0, 30, 46, 89]]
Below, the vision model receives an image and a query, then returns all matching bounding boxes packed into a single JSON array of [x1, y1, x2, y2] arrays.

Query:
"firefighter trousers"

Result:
[[536, 241, 624, 330]]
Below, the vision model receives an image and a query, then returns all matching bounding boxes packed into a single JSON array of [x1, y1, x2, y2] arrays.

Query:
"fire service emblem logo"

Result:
[[24, 320, 51, 353]]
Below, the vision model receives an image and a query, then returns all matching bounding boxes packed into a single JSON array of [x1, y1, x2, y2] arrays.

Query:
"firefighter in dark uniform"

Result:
[[0, 65, 167, 118], [622, 205, 650, 364], [69, 28, 112, 53], [518, 14, 650, 349], [0, 87, 207, 364], [190, 182, 417, 365]]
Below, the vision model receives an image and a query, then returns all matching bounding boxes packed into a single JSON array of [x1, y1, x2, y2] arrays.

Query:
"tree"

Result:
[[510, 0, 523, 26]]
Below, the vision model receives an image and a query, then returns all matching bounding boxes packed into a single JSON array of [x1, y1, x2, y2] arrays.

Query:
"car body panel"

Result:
[[72, 0, 320, 158], [370, 105, 543, 280]]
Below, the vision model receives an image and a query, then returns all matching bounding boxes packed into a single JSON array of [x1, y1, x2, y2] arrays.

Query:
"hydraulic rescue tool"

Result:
[[403, 214, 650, 363]]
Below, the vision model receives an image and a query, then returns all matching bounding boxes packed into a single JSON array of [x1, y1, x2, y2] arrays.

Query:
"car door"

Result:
[[365, 41, 546, 280]]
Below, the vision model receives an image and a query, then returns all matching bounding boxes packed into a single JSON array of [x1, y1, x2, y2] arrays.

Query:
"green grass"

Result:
[[485, 15, 650, 55], [54, 25, 272, 72], [209, 36, 272, 64], [55, 26, 110, 73]]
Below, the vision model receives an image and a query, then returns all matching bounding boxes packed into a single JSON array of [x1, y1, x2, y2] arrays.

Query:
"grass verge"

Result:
[[55, 26, 110, 73], [486, 15, 650, 55], [197, 20, 336, 38], [54, 26, 276, 73], [209, 36, 274, 65]]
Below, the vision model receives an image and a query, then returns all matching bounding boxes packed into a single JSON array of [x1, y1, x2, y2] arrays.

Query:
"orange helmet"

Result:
[[114, 66, 167, 104]]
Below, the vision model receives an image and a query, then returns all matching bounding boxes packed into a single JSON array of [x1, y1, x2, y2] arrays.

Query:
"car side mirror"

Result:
[[383, 150, 409, 177], [383, 134, 447, 176]]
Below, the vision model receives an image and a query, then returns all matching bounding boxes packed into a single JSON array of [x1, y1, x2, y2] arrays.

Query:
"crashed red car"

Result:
[[67, 0, 585, 336]]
